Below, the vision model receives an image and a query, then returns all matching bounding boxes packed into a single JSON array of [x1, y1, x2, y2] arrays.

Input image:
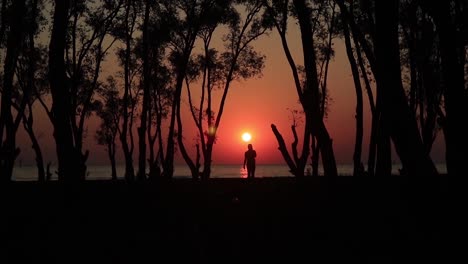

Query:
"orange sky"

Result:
[[184, 34, 367, 165], [15, 19, 446, 167]]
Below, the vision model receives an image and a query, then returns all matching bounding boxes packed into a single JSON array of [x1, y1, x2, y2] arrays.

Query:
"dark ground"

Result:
[[1, 176, 456, 263]]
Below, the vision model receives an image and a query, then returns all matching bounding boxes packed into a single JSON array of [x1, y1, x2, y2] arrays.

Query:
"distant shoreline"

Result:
[[11, 163, 448, 181]]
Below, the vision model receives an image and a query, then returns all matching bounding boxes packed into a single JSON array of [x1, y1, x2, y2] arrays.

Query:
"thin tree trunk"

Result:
[[137, 0, 151, 181], [164, 55, 190, 179], [176, 89, 198, 178], [164, 35, 196, 178], [121, 0, 134, 181], [342, 19, 364, 176]]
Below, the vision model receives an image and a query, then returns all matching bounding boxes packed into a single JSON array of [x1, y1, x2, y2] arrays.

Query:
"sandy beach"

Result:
[[2, 176, 454, 263]]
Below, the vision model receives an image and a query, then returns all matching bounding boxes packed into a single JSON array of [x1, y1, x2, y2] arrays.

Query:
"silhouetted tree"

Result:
[[341, 10, 364, 176], [182, 0, 266, 179], [112, 0, 141, 181], [311, 0, 338, 177], [420, 0, 468, 176], [45, 0, 123, 181], [0, 0, 26, 181], [162, 0, 221, 178], [147, 64, 172, 179], [294, 0, 338, 177], [399, 0, 443, 157], [11, 0, 46, 181], [96, 77, 120, 180], [139, 6, 174, 179], [265, 0, 338, 177], [135, 0, 173, 180], [374, 0, 437, 177], [136, 0, 152, 181], [48, 0, 80, 181], [263, 0, 307, 176], [63, 0, 123, 179], [336, 0, 391, 176]]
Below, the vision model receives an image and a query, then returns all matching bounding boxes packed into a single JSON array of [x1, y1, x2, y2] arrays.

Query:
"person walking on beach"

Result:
[[243, 144, 256, 178]]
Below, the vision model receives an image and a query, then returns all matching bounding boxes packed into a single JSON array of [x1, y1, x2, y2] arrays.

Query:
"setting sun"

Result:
[[242, 132, 252, 142]]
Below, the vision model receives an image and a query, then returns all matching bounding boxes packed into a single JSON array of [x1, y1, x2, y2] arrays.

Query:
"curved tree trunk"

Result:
[[342, 18, 364, 176], [293, 0, 337, 177]]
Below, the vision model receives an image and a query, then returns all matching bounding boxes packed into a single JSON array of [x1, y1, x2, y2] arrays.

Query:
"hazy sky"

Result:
[[15, 9, 446, 167]]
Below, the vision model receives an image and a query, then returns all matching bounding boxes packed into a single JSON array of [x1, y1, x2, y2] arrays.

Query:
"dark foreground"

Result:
[[2, 177, 455, 263]]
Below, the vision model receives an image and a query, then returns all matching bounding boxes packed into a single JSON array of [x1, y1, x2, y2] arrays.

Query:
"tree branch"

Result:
[[271, 124, 297, 175]]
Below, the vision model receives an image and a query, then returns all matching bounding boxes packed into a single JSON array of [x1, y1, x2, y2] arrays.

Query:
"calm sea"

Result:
[[12, 163, 448, 181]]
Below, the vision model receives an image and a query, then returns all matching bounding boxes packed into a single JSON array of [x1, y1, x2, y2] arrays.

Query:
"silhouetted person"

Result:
[[243, 144, 256, 178]]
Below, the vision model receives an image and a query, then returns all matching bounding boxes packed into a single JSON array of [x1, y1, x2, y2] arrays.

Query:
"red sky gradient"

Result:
[[15, 23, 446, 167]]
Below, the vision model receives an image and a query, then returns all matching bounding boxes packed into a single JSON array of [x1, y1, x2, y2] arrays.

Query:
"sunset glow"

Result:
[[242, 132, 252, 142]]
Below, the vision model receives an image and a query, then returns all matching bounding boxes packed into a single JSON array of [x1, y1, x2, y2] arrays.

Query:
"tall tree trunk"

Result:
[[427, 2, 468, 176], [374, 0, 437, 177], [28, 0, 44, 182], [0, 0, 25, 181], [164, 73, 181, 179], [421, 55, 439, 156], [138, 1, 151, 181], [342, 19, 364, 176], [293, 0, 337, 177], [176, 92, 198, 179], [121, 0, 134, 181], [164, 45, 192, 178], [164, 50, 192, 179], [49, 0, 83, 182], [339, 0, 378, 176], [353, 37, 377, 176]]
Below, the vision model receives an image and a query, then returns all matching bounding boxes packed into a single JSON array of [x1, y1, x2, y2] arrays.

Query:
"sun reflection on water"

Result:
[[240, 167, 248, 178]]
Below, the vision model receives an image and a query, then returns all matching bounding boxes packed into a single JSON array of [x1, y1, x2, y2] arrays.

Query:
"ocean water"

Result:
[[11, 163, 448, 181]]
